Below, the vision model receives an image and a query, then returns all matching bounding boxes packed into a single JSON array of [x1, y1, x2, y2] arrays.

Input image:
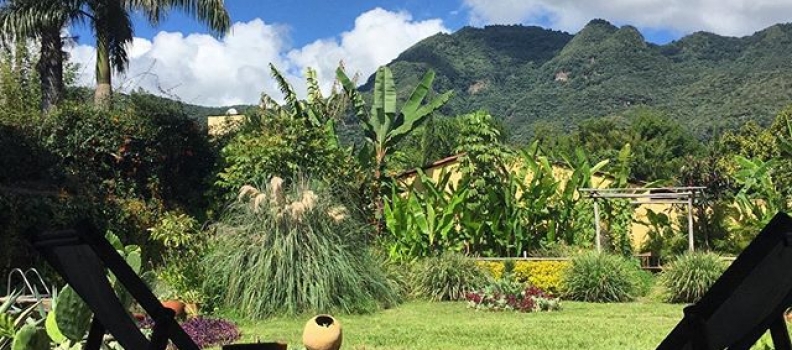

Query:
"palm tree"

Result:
[[0, 0, 230, 110], [0, 0, 71, 112]]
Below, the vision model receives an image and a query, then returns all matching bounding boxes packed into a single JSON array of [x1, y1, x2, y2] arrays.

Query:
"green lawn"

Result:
[[234, 300, 685, 349]]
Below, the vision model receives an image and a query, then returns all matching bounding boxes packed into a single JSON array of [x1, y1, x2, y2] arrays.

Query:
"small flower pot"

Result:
[[161, 300, 186, 316], [302, 314, 342, 350]]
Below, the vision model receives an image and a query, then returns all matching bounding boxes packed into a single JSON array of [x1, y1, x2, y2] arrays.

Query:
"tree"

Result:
[[0, 0, 68, 112], [336, 66, 453, 231], [0, 0, 230, 109]]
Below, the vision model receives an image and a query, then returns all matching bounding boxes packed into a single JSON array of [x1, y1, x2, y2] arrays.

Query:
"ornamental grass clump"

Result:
[[411, 253, 486, 301], [660, 252, 726, 303], [562, 252, 642, 302], [204, 177, 398, 319]]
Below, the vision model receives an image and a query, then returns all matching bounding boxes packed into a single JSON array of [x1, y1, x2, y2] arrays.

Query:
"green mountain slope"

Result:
[[374, 19, 792, 142]]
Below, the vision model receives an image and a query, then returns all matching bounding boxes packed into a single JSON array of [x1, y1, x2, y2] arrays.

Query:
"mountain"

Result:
[[371, 20, 792, 142]]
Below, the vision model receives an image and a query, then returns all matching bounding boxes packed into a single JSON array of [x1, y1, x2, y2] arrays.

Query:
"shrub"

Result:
[[513, 260, 569, 295], [562, 252, 642, 302], [660, 252, 726, 303], [476, 260, 569, 295], [411, 253, 486, 301], [476, 261, 505, 280], [203, 179, 398, 318]]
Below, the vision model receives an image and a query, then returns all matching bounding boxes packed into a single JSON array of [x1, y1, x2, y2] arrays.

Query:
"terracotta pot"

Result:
[[302, 314, 342, 350], [222, 343, 287, 350], [161, 300, 186, 316]]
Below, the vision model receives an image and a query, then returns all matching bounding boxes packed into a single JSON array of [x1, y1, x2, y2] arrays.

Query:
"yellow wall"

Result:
[[397, 155, 680, 251]]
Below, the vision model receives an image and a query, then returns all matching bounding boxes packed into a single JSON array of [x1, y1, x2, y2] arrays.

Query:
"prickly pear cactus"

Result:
[[45, 308, 67, 344], [11, 324, 49, 350], [54, 285, 92, 342]]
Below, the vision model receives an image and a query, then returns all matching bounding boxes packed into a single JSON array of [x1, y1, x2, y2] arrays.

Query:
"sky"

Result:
[[67, 0, 792, 107]]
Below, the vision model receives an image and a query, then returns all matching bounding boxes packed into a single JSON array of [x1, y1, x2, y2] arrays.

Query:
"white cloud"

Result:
[[462, 0, 792, 37], [66, 8, 448, 106]]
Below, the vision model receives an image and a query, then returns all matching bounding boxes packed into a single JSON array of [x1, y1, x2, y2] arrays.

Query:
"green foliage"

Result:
[[0, 42, 40, 123], [383, 170, 467, 260], [390, 115, 463, 172], [337, 65, 453, 226], [639, 209, 688, 259], [729, 156, 787, 249], [410, 253, 485, 302], [149, 211, 205, 303], [562, 109, 701, 182], [203, 180, 398, 318], [660, 252, 726, 303], [562, 252, 643, 302], [52, 286, 91, 342], [10, 324, 48, 350], [216, 68, 360, 205]]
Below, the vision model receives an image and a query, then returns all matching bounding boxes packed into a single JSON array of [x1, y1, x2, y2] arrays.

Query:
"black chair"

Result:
[[658, 212, 792, 350], [29, 220, 199, 350]]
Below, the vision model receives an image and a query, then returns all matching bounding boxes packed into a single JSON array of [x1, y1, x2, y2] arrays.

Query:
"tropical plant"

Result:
[[410, 252, 485, 302], [337, 65, 453, 230], [216, 66, 361, 205], [383, 169, 467, 260], [660, 252, 726, 303], [0, 0, 229, 108], [729, 156, 786, 249], [203, 178, 399, 319], [149, 211, 206, 304], [562, 252, 642, 302]]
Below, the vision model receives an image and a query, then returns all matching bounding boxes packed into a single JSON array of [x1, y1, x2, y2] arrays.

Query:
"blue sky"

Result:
[[75, 0, 678, 46], [66, 0, 792, 106]]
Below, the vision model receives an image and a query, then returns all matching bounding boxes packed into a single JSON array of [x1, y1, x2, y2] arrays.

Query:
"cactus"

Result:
[[53, 285, 92, 342], [11, 324, 49, 350], [45, 308, 66, 344]]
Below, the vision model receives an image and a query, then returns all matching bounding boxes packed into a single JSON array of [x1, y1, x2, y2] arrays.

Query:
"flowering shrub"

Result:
[[476, 260, 569, 294], [465, 277, 561, 313], [139, 316, 241, 349]]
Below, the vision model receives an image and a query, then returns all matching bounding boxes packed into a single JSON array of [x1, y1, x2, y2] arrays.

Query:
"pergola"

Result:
[[578, 187, 706, 253]]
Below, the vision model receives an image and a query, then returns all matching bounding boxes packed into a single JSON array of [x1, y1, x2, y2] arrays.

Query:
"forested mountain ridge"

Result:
[[368, 19, 792, 142]]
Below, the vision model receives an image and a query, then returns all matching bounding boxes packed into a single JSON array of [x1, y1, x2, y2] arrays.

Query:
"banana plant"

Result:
[[337, 66, 453, 231]]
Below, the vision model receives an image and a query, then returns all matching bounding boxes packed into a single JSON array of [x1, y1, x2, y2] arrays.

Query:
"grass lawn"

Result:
[[234, 300, 685, 349]]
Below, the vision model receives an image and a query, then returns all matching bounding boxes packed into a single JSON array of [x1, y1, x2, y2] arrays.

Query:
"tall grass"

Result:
[[562, 252, 642, 303], [411, 253, 485, 301], [203, 178, 398, 319], [660, 252, 726, 303]]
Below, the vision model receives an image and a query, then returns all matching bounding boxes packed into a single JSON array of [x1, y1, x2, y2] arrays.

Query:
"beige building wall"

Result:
[[207, 115, 245, 136]]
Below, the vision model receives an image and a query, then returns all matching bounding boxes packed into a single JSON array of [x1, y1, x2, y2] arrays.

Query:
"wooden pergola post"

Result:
[[594, 198, 602, 253]]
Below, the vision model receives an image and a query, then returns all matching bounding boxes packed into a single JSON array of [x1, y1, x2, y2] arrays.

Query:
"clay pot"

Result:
[[302, 315, 342, 350], [161, 300, 186, 316]]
